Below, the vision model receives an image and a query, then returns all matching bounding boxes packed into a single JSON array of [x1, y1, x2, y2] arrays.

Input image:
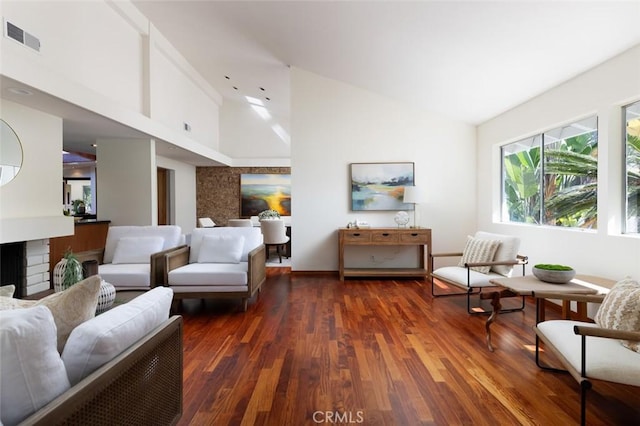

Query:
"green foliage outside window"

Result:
[[502, 117, 598, 229]]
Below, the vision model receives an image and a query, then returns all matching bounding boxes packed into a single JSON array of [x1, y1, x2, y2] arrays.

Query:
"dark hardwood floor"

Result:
[[176, 268, 639, 426]]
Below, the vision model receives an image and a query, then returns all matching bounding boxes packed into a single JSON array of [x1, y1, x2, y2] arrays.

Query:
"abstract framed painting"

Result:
[[240, 173, 291, 217], [350, 162, 414, 211]]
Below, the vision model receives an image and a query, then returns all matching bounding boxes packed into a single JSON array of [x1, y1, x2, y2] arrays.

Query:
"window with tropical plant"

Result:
[[624, 100, 640, 234], [502, 116, 598, 228]]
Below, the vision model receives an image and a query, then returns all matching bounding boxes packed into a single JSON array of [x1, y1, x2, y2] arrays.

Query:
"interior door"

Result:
[[157, 167, 168, 225]]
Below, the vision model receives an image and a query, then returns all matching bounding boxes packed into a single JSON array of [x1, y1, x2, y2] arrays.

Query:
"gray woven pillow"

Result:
[[594, 277, 640, 353], [458, 236, 501, 274]]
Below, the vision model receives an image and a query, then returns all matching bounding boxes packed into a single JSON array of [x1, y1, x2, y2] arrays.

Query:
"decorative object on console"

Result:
[[532, 264, 576, 284], [394, 211, 410, 227], [351, 162, 414, 211], [402, 185, 425, 228], [53, 250, 84, 292]]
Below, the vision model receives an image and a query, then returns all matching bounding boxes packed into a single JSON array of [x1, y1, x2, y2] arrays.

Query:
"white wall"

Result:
[[97, 139, 156, 226], [291, 68, 477, 271], [477, 45, 640, 280], [156, 155, 196, 233], [0, 100, 73, 243]]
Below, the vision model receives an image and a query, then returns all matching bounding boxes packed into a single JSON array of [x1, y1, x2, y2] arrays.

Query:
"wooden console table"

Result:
[[338, 227, 431, 280]]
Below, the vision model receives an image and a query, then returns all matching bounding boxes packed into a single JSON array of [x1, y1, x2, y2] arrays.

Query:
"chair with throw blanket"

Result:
[[430, 231, 528, 314], [533, 277, 640, 426]]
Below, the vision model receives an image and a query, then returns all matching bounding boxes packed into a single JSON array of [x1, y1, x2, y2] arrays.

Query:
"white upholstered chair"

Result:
[[533, 278, 640, 426], [430, 231, 527, 314], [197, 218, 215, 228], [260, 219, 289, 263]]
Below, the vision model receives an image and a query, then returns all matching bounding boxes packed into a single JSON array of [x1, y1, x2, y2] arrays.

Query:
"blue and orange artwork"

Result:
[[240, 174, 291, 217], [351, 163, 414, 211]]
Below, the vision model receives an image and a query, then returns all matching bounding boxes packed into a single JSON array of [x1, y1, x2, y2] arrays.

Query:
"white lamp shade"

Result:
[[403, 186, 424, 204]]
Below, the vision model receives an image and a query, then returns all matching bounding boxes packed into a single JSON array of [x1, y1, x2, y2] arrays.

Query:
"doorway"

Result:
[[157, 167, 170, 225]]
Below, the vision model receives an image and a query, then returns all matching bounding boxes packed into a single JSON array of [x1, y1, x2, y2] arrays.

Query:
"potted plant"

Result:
[[532, 263, 576, 284], [258, 209, 280, 220], [53, 250, 84, 292]]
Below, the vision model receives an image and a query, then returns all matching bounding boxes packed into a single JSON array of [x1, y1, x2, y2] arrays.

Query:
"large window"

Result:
[[625, 100, 640, 234], [502, 116, 598, 228]]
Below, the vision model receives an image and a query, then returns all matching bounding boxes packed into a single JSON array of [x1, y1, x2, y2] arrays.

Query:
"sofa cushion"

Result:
[[189, 227, 263, 264], [198, 235, 245, 264], [98, 263, 151, 288], [594, 277, 640, 352], [168, 262, 249, 286], [458, 236, 501, 274], [537, 320, 640, 386], [0, 306, 71, 425], [0, 284, 15, 297], [474, 231, 520, 276], [103, 225, 182, 264], [0, 276, 101, 352], [62, 287, 173, 385], [111, 236, 164, 264]]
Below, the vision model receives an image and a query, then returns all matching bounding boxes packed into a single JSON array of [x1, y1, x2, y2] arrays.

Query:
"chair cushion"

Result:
[[475, 231, 521, 276], [111, 236, 164, 264], [98, 263, 151, 288], [0, 306, 71, 425], [198, 235, 245, 264], [536, 320, 640, 386], [0, 276, 102, 352], [189, 227, 263, 263], [458, 236, 501, 274], [432, 266, 504, 288], [62, 287, 173, 385], [168, 263, 249, 286], [594, 277, 640, 352], [103, 225, 182, 264]]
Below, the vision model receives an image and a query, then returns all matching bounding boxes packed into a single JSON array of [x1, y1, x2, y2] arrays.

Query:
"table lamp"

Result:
[[402, 186, 424, 228]]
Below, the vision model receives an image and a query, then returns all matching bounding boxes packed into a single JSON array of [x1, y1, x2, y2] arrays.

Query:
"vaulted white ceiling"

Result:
[[133, 1, 640, 125]]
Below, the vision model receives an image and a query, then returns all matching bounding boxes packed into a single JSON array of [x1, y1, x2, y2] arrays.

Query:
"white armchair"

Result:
[[533, 277, 640, 426], [430, 231, 527, 314]]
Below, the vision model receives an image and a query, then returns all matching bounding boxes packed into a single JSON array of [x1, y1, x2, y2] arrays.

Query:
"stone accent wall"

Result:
[[26, 239, 50, 296], [196, 167, 290, 226]]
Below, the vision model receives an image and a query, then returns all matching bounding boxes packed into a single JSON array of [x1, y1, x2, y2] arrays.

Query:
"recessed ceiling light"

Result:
[[266, 97, 271, 101], [225, 76, 230, 80], [8, 87, 33, 96], [233, 86, 238, 90], [259, 87, 265, 91]]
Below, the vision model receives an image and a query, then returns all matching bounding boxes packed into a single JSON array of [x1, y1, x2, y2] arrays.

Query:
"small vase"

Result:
[[96, 280, 116, 314]]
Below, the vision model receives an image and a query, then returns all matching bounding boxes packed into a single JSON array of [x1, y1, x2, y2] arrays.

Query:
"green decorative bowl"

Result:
[[532, 265, 576, 284]]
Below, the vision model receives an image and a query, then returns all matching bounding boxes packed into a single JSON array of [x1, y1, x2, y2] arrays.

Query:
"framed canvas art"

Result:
[[350, 162, 414, 211], [240, 173, 291, 217]]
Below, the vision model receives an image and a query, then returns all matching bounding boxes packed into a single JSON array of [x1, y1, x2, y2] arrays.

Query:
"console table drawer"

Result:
[[400, 231, 430, 244], [371, 231, 399, 243], [341, 231, 371, 243]]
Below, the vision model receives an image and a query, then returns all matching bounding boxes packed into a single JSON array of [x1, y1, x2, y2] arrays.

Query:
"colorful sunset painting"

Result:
[[240, 174, 291, 217], [351, 162, 414, 211]]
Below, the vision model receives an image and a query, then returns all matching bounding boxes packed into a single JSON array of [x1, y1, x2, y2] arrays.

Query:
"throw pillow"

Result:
[[474, 231, 520, 276], [594, 277, 640, 352], [458, 236, 501, 274], [0, 284, 15, 297], [62, 287, 173, 385], [197, 234, 245, 264], [0, 276, 101, 353], [111, 236, 164, 264], [0, 306, 71, 425]]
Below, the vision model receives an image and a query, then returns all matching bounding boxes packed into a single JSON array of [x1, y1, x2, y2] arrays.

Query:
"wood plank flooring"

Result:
[[176, 269, 639, 425]]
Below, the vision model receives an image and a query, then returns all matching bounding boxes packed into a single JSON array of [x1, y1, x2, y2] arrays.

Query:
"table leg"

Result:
[[485, 291, 501, 352]]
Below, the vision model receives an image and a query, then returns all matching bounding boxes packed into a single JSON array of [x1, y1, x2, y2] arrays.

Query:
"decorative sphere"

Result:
[[394, 211, 410, 226]]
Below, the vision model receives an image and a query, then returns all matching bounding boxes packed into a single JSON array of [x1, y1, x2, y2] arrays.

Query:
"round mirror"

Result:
[[0, 120, 23, 186]]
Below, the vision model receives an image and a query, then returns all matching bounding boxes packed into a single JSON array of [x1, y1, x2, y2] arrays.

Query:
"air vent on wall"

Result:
[[5, 20, 40, 52]]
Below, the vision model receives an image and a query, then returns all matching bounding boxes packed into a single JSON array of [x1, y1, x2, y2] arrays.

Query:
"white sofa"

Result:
[[79, 225, 185, 291], [162, 227, 266, 311], [0, 278, 181, 425]]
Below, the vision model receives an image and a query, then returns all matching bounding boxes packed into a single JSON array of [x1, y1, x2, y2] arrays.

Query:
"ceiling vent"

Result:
[[4, 20, 40, 52]]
